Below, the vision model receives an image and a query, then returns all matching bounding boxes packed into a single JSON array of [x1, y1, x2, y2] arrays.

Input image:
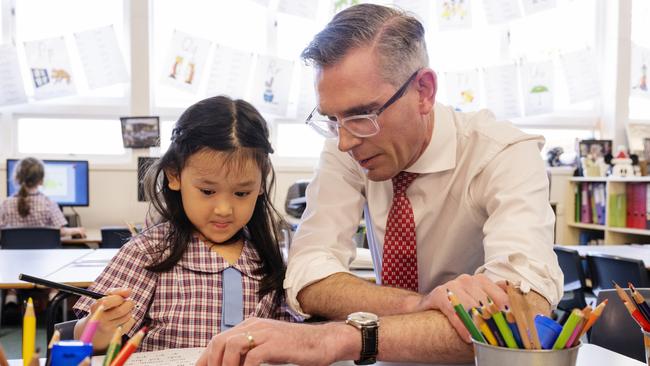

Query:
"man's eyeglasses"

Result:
[[305, 70, 420, 139]]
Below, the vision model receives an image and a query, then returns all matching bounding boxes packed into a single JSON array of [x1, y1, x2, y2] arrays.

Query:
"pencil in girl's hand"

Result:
[[447, 290, 486, 343], [79, 305, 105, 343], [576, 299, 607, 345], [109, 327, 147, 366], [103, 326, 123, 366]]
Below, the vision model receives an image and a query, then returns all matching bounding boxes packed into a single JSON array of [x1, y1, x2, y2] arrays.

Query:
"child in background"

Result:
[[73, 96, 298, 352]]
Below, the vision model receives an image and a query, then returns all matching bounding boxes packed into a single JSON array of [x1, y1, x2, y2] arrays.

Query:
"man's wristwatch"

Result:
[[345, 312, 379, 365]]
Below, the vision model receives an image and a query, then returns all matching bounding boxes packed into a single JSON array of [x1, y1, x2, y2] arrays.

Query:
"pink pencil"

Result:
[[80, 305, 105, 343], [565, 318, 585, 348]]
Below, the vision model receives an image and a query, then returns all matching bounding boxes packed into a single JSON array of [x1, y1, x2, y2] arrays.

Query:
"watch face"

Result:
[[348, 312, 379, 326]]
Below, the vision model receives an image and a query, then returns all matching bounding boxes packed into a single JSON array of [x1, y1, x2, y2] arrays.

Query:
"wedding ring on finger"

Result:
[[245, 332, 255, 351]]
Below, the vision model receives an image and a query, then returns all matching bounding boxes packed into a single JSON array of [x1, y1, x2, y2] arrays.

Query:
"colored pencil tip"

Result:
[[504, 304, 510, 311], [478, 300, 484, 306], [612, 280, 620, 287]]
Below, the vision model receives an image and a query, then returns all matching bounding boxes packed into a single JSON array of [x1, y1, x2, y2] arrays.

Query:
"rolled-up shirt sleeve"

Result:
[[471, 139, 563, 306], [284, 140, 366, 317]]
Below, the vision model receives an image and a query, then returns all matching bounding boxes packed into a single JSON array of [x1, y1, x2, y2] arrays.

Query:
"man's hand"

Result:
[[196, 318, 355, 366], [413, 274, 509, 343]]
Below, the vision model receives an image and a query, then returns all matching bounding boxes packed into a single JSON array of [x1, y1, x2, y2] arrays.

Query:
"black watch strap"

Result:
[[354, 323, 378, 365]]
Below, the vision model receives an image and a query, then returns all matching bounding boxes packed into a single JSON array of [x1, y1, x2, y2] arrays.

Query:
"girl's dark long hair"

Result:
[[143, 96, 286, 303], [14, 157, 45, 217]]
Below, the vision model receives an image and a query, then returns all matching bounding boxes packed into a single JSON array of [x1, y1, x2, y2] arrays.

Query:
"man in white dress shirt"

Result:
[[198, 4, 562, 365]]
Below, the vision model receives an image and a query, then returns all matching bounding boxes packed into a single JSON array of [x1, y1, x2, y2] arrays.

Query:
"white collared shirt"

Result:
[[284, 103, 563, 316]]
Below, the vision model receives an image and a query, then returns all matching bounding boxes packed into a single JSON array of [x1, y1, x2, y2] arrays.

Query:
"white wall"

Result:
[[0, 165, 316, 229]]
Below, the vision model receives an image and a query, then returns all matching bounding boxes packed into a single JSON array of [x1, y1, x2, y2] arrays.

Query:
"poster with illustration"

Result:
[[394, 0, 432, 29], [444, 70, 480, 112], [205, 44, 253, 99], [630, 43, 650, 99], [520, 0, 556, 16], [0, 44, 27, 106], [436, 0, 471, 31], [24, 37, 76, 100], [521, 60, 554, 115], [162, 30, 211, 94], [74, 25, 129, 89], [251, 55, 293, 116], [482, 0, 521, 25], [483, 64, 521, 119]]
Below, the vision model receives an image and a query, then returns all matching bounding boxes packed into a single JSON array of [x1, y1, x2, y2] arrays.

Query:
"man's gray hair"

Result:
[[301, 3, 429, 86]]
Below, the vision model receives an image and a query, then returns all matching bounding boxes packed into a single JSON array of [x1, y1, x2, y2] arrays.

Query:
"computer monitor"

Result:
[[6, 159, 89, 207], [137, 157, 159, 202], [120, 116, 160, 148]]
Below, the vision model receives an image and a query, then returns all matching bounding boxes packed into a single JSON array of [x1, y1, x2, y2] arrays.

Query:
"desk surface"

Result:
[[6, 344, 645, 366], [556, 244, 650, 268], [0, 248, 117, 289]]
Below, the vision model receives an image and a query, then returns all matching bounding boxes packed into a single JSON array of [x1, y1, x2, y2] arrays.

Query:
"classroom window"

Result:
[[520, 128, 596, 159], [629, 0, 650, 120], [17, 118, 124, 155], [275, 122, 325, 158]]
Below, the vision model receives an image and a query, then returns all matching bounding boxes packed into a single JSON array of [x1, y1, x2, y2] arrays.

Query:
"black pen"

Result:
[[18, 273, 104, 300]]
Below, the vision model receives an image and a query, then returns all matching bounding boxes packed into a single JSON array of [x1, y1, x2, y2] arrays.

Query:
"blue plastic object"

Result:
[[50, 340, 93, 366], [535, 314, 564, 349]]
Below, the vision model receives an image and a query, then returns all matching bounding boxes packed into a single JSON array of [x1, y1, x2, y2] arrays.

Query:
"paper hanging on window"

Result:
[[74, 25, 129, 89], [560, 48, 600, 103], [24, 37, 77, 100], [295, 65, 317, 121], [161, 30, 211, 94], [0, 44, 27, 106], [520, 0, 556, 16], [394, 0, 432, 29], [626, 122, 650, 154], [205, 45, 253, 99], [444, 70, 481, 112], [332, 0, 361, 15], [251, 55, 294, 116], [483, 64, 521, 120], [521, 60, 554, 116], [435, 0, 472, 31], [278, 0, 319, 19], [630, 43, 650, 99], [482, 0, 521, 25]]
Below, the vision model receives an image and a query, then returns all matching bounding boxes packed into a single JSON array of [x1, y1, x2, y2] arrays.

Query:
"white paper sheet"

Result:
[[482, 0, 521, 25], [161, 30, 211, 94], [520, 0, 556, 16], [483, 64, 521, 119], [91, 348, 204, 366], [24, 36, 77, 100], [205, 45, 254, 99], [521, 60, 554, 115], [74, 25, 129, 89], [0, 44, 27, 106], [251, 55, 294, 116], [630, 43, 650, 99], [435, 0, 472, 31], [444, 70, 481, 112], [561, 48, 600, 103]]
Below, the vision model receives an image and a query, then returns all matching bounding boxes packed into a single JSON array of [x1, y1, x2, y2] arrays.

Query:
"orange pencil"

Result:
[[613, 281, 634, 304], [109, 327, 147, 366], [575, 299, 607, 345]]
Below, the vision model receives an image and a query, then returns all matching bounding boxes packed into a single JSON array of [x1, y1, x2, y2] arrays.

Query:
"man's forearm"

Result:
[[298, 272, 422, 320]]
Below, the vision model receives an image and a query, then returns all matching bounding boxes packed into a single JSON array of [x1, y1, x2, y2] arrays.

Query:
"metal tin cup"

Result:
[[473, 340, 581, 366], [643, 329, 650, 365]]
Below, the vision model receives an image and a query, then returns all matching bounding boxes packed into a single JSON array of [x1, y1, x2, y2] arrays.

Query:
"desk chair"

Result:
[[100, 226, 132, 248], [589, 288, 650, 362], [554, 246, 590, 312], [46, 292, 77, 350], [586, 253, 650, 295], [0, 227, 61, 249]]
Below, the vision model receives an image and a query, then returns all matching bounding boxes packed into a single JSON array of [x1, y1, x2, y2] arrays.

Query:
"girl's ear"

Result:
[[165, 169, 181, 191], [258, 186, 264, 196]]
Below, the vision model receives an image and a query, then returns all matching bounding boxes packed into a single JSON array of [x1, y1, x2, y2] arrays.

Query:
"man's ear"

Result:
[[165, 169, 181, 191], [416, 68, 437, 114]]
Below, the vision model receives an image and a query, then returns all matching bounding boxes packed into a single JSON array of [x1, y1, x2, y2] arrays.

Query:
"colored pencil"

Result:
[[103, 326, 123, 366], [623, 298, 650, 331], [629, 283, 650, 321], [576, 300, 607, 343], [109, 327, 147, 366], [479, 303, 505, 346], [447, 290, 485, 343], [80, 305, 105, 343], [23, 298, 36, 366], [504, 306, 524, 348], [27, 348, 40, 366], [0, 342, 9, 366], [553, 309, 583, 349], [487, 298, 518, 348], [505, 281, 533, 349], [471, 308, 498, 346]]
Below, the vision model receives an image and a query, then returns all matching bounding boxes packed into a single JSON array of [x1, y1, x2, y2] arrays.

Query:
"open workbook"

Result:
[[91, 348, 204, 366]]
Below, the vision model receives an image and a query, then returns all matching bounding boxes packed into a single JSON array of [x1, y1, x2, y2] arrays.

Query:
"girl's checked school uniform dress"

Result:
[[74, 222, 298, 351], [0, 192, 67, 228]]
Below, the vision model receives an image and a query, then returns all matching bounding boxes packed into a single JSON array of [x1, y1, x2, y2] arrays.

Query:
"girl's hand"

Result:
[[91, 288, 136, 335]]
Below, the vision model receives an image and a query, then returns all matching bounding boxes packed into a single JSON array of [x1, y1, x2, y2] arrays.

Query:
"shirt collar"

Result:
[[406, 103, 457, 174], [177, 235, 264, 280]]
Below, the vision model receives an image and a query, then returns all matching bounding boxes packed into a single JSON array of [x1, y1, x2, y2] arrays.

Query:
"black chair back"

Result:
[[586, 253, 650, 294], [100, 226, 132, 248], [0, 227, 61, 249], [589, 288, 650, 361], [554, 246, 588, 310]]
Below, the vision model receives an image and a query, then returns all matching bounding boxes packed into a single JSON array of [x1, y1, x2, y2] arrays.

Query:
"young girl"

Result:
[[73, 96, 298, 352], [0, 157, 85, 237]]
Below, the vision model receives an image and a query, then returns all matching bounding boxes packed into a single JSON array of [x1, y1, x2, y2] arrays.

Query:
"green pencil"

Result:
[[102, 326, 123, 366], [447, 290, 486, 343], [552, 309, 584, 349], [487, 298, 519, 348]]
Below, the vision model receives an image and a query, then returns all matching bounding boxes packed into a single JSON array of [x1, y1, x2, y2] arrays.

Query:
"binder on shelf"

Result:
[[646, 184, 650, 230], [581, 183, 591, 224]]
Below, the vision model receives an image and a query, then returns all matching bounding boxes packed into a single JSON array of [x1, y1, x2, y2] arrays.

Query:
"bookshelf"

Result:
[[564, 177, 650, 245]]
